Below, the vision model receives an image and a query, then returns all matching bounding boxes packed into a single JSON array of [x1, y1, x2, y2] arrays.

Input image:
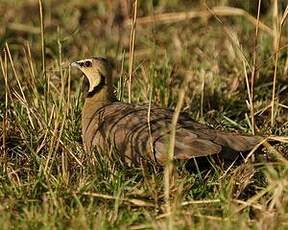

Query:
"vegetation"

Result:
[[0, 0, 288, 229]]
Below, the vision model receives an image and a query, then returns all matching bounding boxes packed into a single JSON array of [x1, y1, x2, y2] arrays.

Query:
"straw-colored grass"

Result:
[[0, 0, 288, 229]]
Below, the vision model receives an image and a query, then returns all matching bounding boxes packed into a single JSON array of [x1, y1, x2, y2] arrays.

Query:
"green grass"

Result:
[[1, 0, 288, 229]]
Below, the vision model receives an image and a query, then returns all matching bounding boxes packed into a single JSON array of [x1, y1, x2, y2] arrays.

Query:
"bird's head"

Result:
[[71, 57, 113, 93]]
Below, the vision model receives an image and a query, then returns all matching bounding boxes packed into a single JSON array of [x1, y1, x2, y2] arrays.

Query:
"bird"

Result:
[[71, 57, 262, 166]]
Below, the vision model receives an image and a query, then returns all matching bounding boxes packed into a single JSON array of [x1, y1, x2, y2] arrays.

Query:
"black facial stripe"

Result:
[[79, 61, 92, 67], [87, 74, 106, 98]]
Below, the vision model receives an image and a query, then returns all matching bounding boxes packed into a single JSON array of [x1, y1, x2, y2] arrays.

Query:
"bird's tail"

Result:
[[214, 132, 263, 152]]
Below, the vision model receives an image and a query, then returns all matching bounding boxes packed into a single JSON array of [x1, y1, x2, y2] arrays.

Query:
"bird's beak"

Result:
[[70, 61, 80, 69]]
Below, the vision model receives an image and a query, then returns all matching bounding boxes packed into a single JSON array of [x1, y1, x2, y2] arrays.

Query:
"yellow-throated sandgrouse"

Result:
[[71, 57, 262, 165]]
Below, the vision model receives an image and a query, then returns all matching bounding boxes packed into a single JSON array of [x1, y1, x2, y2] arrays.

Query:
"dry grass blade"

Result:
[[0, 50, 8, 161], [5, 44, 26, 102], [268, 136, 288, 143], [271, 0, 285, 127], [66, 66, 71, 115], [233, 199, 264, 211], [181, 199, 220, 206], [280, 4, 288, 26], [147, 85, 154, 156], [81, 192, 154, 207], [125, 6, 273, 36], [127, 0, 138, 103], [200, 71, 205, 118], [243, 61, 252, 110], [157, 211, 227, 221], [44, 109, 60, 173], [164, 72, 192, 228], [7, 22, 40, 34], [38, 0, 47, 119], [5, 44, 35, 129], [249, 0, 262, 135], [23, 42, 38, 97]]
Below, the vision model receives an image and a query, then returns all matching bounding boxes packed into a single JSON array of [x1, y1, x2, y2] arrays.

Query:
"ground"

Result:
[[0, 0, 288, 229]]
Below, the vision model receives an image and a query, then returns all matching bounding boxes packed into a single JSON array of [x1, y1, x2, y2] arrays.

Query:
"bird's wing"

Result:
[[152, 109, 262, 163], [92, 102, 261, 164]]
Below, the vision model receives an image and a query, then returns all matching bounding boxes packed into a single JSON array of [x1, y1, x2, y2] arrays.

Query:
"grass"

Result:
[[0, 0, 288, 229]]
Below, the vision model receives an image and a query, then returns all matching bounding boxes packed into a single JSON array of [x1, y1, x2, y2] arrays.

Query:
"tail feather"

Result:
[[214, 133, 262, 152]]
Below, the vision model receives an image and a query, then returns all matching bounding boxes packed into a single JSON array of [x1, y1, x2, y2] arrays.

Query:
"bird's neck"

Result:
[[83, 85, 116, 117]]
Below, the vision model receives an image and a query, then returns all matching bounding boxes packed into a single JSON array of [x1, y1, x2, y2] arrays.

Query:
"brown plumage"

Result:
[[71, 57, 262, 166]]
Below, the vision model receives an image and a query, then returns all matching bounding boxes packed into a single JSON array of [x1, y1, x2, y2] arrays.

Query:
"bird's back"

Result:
[[82, 101, 262, 165]]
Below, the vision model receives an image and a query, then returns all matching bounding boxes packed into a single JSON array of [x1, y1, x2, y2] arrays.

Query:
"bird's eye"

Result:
[[84, 61, 92, 67]]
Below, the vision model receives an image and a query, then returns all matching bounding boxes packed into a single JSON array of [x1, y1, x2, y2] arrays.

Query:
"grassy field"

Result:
[[1, 0, 288, 229]]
